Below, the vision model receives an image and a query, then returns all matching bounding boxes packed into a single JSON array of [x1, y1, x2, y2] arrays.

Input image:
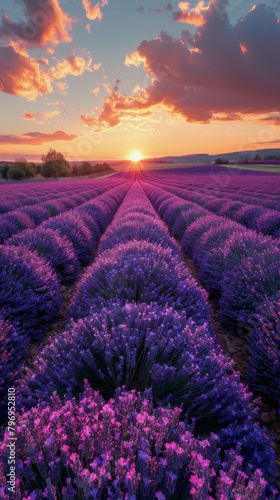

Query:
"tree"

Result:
[[40, 148, 72, 178], [214, 158, 229, 165], [79, 161, 93, 175], [0, 165, 9, 179], [7, 159, 36, 180]]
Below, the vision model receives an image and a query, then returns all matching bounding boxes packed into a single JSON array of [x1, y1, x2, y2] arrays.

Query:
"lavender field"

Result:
[[0, 166, 280, 499]]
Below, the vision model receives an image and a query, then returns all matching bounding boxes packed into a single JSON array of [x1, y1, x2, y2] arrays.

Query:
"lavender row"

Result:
[[0, 174, 125, 214], [149, 172, 280, 211], [144, 167, 280, 204], [14, 183, 277, 496], [0, 182, 131, 422], [142, 181, 280, 412], [0, 176, 128, 243], [143, 176, 280, 237]]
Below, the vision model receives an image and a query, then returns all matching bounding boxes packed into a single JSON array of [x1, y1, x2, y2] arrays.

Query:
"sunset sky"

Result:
[[0, 0, 279, 161]]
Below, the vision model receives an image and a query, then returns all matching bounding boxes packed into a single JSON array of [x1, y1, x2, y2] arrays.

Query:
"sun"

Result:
[[129, 151, 143, 163]]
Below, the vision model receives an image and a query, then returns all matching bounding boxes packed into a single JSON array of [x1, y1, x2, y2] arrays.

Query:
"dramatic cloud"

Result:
[[0, 131, 77, 145], [0, 43, 92, 100], [22, 110, 60, 121], [87, 2, 280, 129], [0, 0, 73, 48], [82, 0, 108, 21], [50, 55, 93, 79], [0, 44, 52, 100], [80, 80, 152, 129], [173, 1, 208, 25]]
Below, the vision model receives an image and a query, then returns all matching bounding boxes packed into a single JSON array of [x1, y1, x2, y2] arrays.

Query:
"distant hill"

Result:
[[153, 148, 280, 163]]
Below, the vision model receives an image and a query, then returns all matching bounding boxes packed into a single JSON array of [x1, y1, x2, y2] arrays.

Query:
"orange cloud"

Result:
[[56, 82, 69, 95], [91, 87, 100, 96], [0, 0, 73, 48], [86, 3, 280, 129], [80, 114, 96, 126], [22, 112, 38, 120], [0, 44, 52, 100], [0, 131, 77, 145], [93, 62, 102, 70], [22, 110, 60, 121], [173, 1, 208, 26], [50, 55, 92, 79], [80, 80, 152, 129], [82, 0, 108, 21]]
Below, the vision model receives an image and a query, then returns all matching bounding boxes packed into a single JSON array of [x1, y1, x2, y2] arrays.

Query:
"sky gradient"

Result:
[[0, 0, 279, 161]]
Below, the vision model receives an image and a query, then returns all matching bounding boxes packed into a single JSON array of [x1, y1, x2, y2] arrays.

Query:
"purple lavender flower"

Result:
[[1, 386, 273, 499], [6, 228, 81, 284], [69, 241, 209, 323], [0, 245, 61, 337]]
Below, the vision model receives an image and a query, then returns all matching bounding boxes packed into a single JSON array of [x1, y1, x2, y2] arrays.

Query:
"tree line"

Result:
[[0, 149, 113, 180]]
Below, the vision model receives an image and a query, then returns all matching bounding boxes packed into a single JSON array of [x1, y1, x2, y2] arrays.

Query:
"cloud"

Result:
[[87, 2, 280, 129], [80, 114, 96, 126], [0, 131, 77, 145], [82, 0, 108, 21], [93, 62, 102, 70], [22, 110, 60, 121], [0, 0, 73, 48], [0, 44, 52, 100], [136, 6, 145, 13], [80, 80, 152, 129], [91, 87, 100, 96], [0, 43, 92, 100], [56, 82, 69, 94], [22, 112, 38, 120], [47, 101, 65, 106], [173, 1, 209, 25], [50, 55, 92, 79]]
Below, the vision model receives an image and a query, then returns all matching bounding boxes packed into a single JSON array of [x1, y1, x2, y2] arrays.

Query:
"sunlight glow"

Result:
[[129, 151, 144, 163]]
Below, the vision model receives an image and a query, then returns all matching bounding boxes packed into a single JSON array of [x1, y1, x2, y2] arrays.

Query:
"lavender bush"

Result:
[[181, 216, 224, 257], [0, 245, 61, 337], [0, 318, 27, 420], [18, 300, 276, 478], [7, 228, 81, 284], [99, 218, 180, 254], [69, 241, 209, 323], [1, 386, 274, 499], [246, 293, 280, 409], [0, 212, 34, 243], [220, 248, 280, 332], [42, 212, 95, 266]]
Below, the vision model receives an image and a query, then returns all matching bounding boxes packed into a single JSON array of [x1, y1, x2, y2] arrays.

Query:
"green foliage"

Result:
[[7, 160, 36, 180], [0, 165, 9, 179], [75, 161, 113, 176], [40, 148, 72, 178]]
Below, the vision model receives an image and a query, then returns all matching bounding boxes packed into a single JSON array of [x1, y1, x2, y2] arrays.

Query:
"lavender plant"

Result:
[[0, 318, 27, 420], [0, 245, 61, 337], [246, 293, 280, 410], [7, 228, 81, 284], [69, 241, 209, 323], [1, 386, 274, 499]]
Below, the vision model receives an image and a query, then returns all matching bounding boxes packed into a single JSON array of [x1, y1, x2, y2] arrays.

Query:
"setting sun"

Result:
[[129, 151, 144, 163]]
